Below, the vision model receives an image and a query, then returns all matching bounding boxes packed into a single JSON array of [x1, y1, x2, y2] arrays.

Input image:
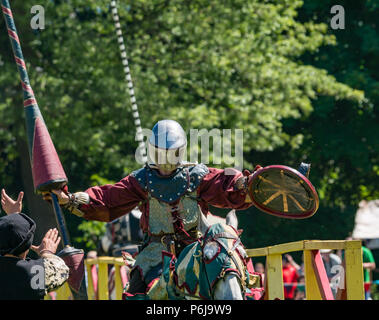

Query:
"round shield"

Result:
[[248, 165, 319, 219]]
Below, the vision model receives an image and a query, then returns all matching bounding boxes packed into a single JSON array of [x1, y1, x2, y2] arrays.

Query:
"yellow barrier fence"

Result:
[[48, 240, 364, 300], [48, 256, 126, 300], [85, 257, 126, 300], [246, 239, 365, 300]]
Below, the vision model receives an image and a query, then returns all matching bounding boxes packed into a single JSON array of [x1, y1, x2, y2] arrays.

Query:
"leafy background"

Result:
[[0, 0, 378, 276]]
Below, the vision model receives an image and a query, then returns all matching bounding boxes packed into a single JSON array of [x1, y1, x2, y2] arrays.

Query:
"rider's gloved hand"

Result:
[[236, 165, 263, 191], [42, 185, 70, 205], [43, 186, 88, 218]]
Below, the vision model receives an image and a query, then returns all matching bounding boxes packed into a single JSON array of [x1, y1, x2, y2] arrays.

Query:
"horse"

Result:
[[174, 210, 249, 299], [143, 210, 259, 300]]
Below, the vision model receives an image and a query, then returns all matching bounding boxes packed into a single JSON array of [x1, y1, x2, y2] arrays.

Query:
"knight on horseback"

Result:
[[46, 119, 259, 299]]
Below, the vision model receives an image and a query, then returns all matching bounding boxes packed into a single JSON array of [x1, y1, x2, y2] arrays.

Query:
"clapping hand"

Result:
[[31, 228, 61, 256], [1, 188, 24, 214]]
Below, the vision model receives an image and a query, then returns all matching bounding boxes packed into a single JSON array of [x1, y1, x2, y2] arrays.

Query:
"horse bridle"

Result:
[[203, 230, 247, 299], [175, 229, 247, 300]]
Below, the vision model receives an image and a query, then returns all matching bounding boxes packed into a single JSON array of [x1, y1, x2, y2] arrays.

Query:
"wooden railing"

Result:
[[85, 257, 127, 300], [48, 240, 365, 300], [246, 240, 365, 300], [48, 256, 127, 300]]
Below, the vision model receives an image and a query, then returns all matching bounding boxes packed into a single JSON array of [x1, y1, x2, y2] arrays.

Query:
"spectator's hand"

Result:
[[285, 254, 294, 262], [31, 228, 61, 256], [42, 189, 69, 205], [1, 188, 24, 214]]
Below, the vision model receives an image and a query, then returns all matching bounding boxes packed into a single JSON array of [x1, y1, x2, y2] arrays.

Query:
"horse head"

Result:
[[173, 210, 249, 300], [198, 210, 248, 300]]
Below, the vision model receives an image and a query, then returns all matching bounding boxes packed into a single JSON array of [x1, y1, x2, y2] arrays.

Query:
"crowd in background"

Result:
[[254, 240, 377, 300]]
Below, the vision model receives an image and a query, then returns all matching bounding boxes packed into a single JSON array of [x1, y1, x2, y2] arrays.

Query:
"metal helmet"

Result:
[[147, 119, 187, 171]]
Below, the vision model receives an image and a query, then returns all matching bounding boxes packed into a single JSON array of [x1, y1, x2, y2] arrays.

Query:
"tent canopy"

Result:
[[352, 200, 379, 240]]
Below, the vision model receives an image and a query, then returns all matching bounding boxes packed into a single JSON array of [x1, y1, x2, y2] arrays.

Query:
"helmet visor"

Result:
[[148, 142, 187, 170]]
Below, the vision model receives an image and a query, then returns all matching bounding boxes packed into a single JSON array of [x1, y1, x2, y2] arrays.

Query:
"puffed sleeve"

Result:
[[43, 254, 70, 294], [79, 175, 147, 222], [197, 167, 253, 211]]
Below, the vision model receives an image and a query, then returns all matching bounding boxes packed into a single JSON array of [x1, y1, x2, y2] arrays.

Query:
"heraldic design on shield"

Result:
[[248, 164, 319, 219]]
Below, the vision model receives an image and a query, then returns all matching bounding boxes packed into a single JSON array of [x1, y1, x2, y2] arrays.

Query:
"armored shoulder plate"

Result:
[[187, 163, 209, 192], [130, 167, 148, 190], [130, 164, 209, 203]]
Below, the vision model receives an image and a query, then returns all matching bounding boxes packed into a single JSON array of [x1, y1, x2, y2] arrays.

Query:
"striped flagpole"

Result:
[[1, 2, 38, 111], [110, 0, 147, 164], [1, 0, 71, 246], [2, 2, 89, 299]]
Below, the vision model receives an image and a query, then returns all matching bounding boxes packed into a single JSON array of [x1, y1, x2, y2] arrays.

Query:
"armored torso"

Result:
[[129, 164, 209, 277]]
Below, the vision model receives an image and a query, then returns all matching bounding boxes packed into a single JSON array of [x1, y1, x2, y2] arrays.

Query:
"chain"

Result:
[[110, 1, 147, 163]]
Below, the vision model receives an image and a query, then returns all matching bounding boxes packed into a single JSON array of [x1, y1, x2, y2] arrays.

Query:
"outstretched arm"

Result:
[[285, 254, 302, 273], [198, 167, 255, 211], [80, 175, 147, 222], [45, 175, 147, 222]]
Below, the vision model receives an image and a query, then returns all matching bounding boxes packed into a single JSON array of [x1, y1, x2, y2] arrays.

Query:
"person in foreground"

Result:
[[0, 189, 69, 300]]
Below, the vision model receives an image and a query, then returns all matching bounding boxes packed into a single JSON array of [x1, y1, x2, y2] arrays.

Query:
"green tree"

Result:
[[239, 0, 378, 251], [298, 0, 379, 207]]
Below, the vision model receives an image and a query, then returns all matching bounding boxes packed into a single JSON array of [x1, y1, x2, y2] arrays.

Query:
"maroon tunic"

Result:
[[80, 167, 252, 233]]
